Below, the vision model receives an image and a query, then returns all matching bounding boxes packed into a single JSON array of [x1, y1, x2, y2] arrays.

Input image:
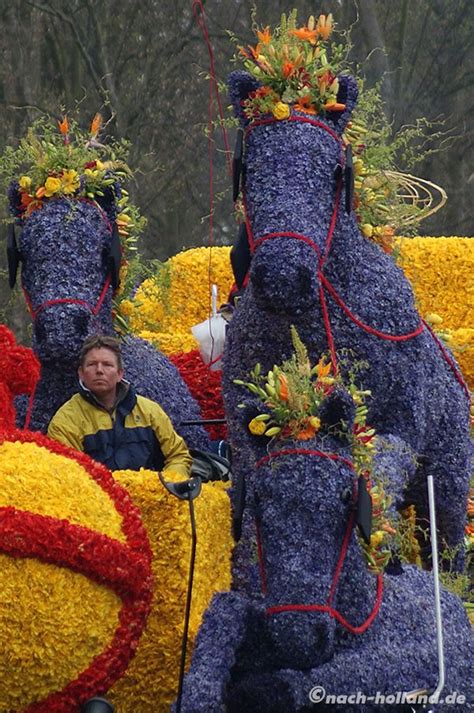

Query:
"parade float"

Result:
[[176, 10, 473, 712], [0, 7, 472, 713]]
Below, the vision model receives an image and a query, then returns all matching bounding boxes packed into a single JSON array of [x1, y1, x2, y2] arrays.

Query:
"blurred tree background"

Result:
[[0, 0, 472, 339]]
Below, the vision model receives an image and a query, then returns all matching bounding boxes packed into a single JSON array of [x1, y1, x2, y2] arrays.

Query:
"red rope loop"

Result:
[[265, 573, 384, 636], [256, 447, 354, 472]]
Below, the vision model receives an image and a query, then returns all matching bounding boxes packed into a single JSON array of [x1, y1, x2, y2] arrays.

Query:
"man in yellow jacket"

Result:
[[48, 335, 192, 476]]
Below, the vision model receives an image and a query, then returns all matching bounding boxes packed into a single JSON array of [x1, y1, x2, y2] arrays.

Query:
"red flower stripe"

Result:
[[170, 350, 227, 440], [0, 507, 150, 599], [2, 429, 153, 557]]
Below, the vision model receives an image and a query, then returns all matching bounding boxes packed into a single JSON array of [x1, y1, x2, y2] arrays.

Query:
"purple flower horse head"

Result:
[[229, 70, 358, 313], [7, 189, 210, 449], [223, 70, 471, 575], [13, 197, 117, 363]]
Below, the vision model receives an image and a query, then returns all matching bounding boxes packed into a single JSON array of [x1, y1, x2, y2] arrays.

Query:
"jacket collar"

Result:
[[78, 378, 135, 413]]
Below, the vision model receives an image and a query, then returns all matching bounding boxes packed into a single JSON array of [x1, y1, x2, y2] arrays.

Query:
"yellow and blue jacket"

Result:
[[47, 382, 192, 476]]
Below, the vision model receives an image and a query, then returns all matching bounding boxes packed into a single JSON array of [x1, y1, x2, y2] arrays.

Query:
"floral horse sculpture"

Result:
[[223, 69, 471, 570], [178, 391, 473, 712], [7, 150, 209, 450]]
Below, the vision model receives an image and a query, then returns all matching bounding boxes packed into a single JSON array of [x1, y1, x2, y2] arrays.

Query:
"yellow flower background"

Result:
[[395, 237, 473, 387], [109, 471, 232, 711], [120, 246, 233, 356], [122, 238, 472, 388]]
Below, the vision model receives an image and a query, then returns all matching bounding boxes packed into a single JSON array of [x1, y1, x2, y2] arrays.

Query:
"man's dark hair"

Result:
[[79, 335, 123, 369]]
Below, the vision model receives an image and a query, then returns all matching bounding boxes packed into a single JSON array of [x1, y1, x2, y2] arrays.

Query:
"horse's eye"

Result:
[[340, 486, 352, 504]]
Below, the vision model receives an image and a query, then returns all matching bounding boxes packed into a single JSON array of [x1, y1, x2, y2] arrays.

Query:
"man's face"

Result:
[[78, 347, 124, 400]]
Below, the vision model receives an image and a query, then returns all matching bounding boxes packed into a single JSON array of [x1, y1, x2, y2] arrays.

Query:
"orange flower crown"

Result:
[[235, 10, 347, 120]]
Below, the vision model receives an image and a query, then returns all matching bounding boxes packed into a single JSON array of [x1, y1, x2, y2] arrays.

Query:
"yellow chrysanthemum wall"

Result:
[[395, 237, 473, 387], [124, 239, 473, 388], [121, 246, 233, 355], [0, 438, 232, 712], [109, 471, 232, 712]]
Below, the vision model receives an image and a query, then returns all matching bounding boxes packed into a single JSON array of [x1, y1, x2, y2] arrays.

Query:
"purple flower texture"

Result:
[[178, 395, 473, 712], [222, 71, 471, 580], [10, 194, 209, 450]]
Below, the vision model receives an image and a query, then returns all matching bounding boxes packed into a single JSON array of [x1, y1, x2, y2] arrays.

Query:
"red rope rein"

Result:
[[266, 574, 384, 635], [192, 0, 234, 369]]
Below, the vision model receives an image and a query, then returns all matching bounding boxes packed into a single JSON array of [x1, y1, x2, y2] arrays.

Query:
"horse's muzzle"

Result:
[[266, 610, 335, 668], [250, 240, 320, 313], [33, 303, 95, 362]]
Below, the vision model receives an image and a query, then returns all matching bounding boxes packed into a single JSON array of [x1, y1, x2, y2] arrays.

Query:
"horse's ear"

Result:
[[7, 181, 23, 219], [319, 388, 356, 436], [6, 223, 22, 288], [95, 184, 118, 222], [330, 74, 359, 135], [228, 70, 261, 125]]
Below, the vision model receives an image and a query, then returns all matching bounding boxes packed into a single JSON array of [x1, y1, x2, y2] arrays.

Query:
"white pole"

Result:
[[427, 473, 445, 705], [211, 284, 218, 317]]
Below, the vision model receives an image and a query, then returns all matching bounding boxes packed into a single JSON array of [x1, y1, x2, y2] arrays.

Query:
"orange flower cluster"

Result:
[[237, 10, 345, 121]]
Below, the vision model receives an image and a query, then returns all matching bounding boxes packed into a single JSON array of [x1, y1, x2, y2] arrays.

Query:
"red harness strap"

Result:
[[254, 448, 384, 635], [23, 273, 112, 321]]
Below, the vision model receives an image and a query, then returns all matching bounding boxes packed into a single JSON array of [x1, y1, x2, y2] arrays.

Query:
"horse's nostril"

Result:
[[74, 313, 89, 336]]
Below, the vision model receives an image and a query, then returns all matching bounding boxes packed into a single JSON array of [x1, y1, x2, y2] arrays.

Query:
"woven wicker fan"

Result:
[[383, 170, 447, 228]]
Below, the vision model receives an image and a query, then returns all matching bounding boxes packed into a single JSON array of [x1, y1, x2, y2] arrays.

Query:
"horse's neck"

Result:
[[323, 211, 375, 274], [39, 361, 78, 395]]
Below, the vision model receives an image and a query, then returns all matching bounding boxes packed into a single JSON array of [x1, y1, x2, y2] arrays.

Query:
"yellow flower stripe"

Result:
[[0, 555, 121, 711], [0, 441, 125, 541], [109, 470, 232, 712]]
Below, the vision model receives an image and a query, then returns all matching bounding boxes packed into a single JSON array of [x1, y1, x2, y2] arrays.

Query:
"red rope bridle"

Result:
[[255, 448, 383, 635], [242, 115, 469, 396], [23, 274, 112, 322], [20, 200, 116, 430], [22, 199, 115, 323]]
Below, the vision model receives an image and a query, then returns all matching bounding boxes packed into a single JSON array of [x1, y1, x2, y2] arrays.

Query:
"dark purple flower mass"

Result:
[[179, 427, 473, 712], [222, 70, 471, 578]]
